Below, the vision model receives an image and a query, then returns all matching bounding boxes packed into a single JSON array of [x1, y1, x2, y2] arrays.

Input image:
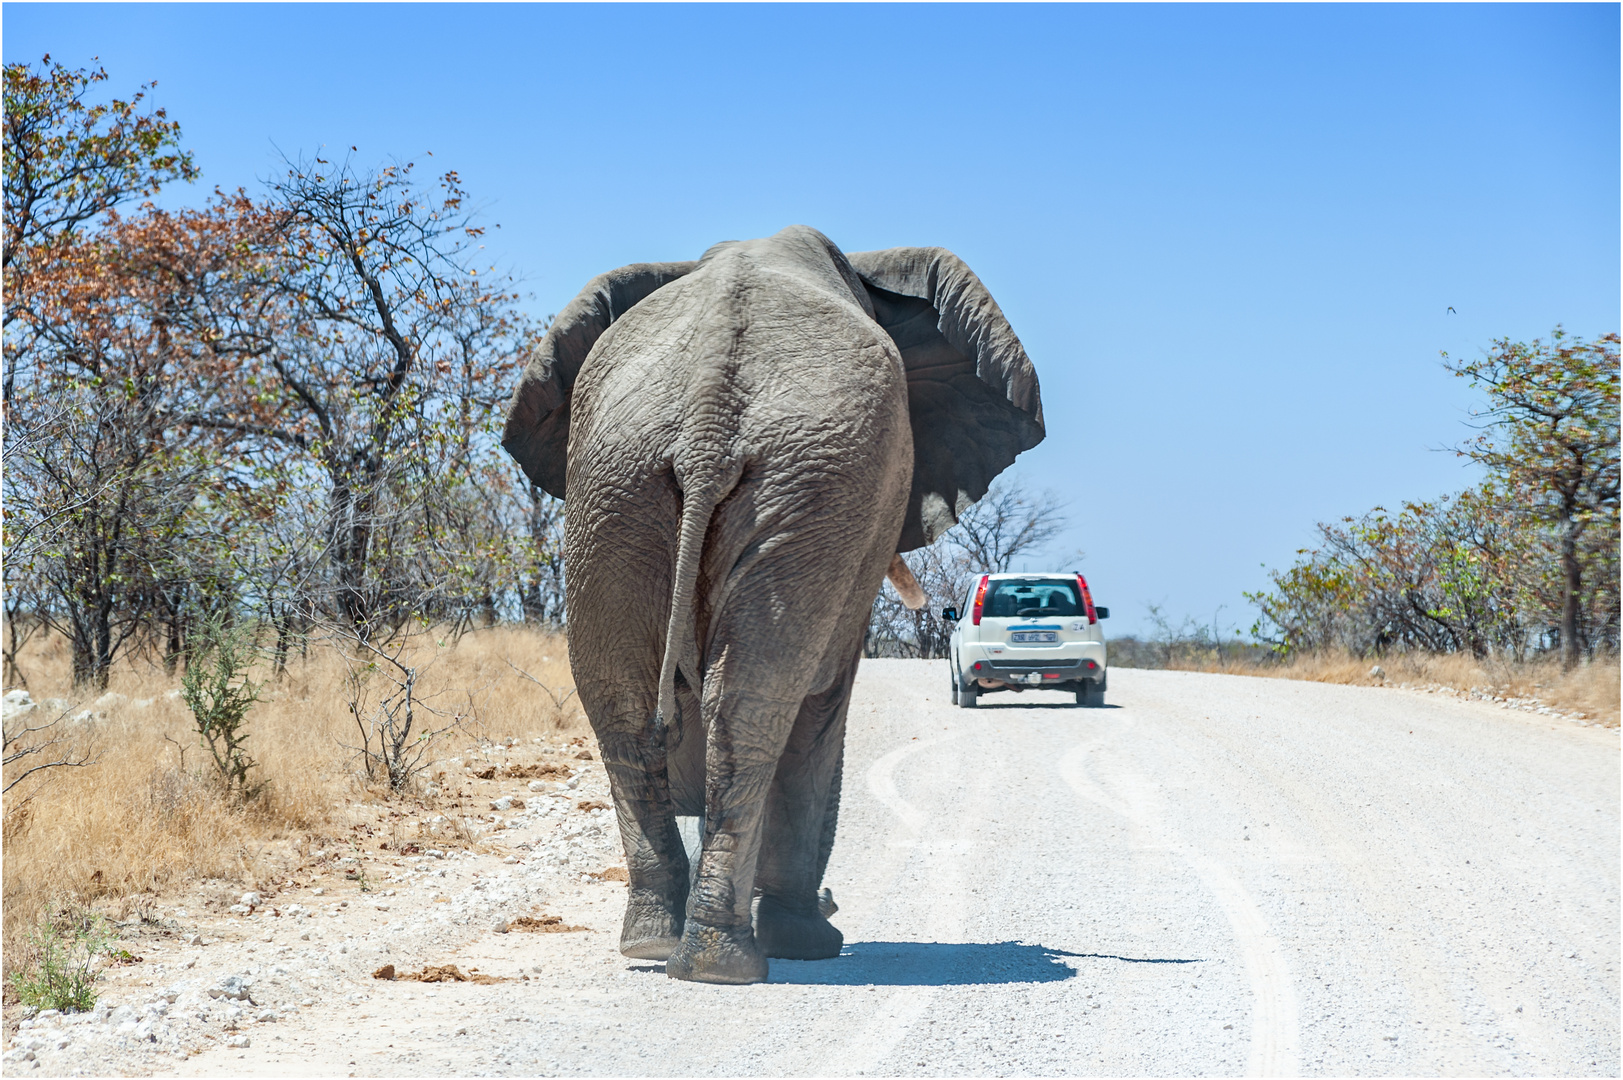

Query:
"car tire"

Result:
[[1076, 680, 1105, 708], [949, 658, 959, 705], [960, 683, 979, 709]]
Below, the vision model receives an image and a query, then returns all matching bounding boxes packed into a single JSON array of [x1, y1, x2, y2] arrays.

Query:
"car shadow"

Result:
[[627, 941, 1201, 986], [971, 702, 1124, 710]]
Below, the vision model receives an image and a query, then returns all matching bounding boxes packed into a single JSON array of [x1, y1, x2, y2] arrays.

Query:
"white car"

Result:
[[944, 572, 1109, 707]]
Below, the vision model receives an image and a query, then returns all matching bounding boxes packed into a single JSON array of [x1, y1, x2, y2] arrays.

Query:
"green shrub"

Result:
[[181, 614, 262, 797], [7, 908, 109, 1013]]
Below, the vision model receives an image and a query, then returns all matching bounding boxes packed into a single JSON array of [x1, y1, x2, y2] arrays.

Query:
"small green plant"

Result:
[[181, 614, 263, 797], [7, 908, 111, 1013], [343, 860, 372, 891]]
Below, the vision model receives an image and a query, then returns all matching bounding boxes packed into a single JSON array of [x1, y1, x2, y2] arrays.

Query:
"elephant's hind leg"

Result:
[[753, 652, 856, 960], [567, 479, 691, 961], [600, 725, 690, 961], [664, 651, 801, 984]]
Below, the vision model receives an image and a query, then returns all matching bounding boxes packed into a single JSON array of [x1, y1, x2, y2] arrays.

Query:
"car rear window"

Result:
[[983, 578, 1082, 618]]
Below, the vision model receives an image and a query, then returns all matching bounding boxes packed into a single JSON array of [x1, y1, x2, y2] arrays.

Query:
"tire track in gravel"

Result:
[[1058, 730, 1301, 1077], [814, 727, 969, 1076]]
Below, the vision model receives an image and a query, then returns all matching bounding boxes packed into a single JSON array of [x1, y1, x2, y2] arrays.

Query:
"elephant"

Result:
[[501, 225, 1043, 984]]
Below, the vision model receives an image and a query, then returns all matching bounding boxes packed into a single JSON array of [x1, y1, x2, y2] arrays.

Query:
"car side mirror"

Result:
[[941, 607, 958, 622], [1094, 606, 1110, 619]]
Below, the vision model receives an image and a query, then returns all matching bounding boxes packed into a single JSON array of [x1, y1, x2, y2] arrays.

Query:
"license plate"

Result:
[[1010, 631, 1057, 643]]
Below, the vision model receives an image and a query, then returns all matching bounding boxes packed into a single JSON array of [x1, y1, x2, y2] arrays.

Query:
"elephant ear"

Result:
[[845, 247, 1045, 551], [502, 261, 698, 498]]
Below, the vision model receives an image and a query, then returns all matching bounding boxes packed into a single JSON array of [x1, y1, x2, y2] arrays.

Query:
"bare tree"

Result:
[[3, 54, 196, 278], [1444, 329, 1620, 667], [950, 479, 1069, 574], [519, 484, 567, 626], [189, 154, 531, 639], [867, 477, 1071, 659], [3, 705, 97, 811], [3, 200, 278, 687], [337, 628, 465, 792]]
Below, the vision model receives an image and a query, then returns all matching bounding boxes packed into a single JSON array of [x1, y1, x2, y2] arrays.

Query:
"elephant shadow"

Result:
[[627, 942, 1201, 985], [764, 941, 1197, 986]]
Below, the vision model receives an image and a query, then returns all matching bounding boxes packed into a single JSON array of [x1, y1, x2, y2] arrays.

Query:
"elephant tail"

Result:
[[656, 462, 741, 732]]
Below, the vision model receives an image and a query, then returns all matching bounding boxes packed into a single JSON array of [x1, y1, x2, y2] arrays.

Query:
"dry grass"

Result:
[[1165, 648, 1620, 725], [1, 624, 587, 970]]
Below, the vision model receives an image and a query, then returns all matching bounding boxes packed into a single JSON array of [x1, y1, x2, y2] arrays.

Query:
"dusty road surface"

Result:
[[13, 663, 1617, 1077]]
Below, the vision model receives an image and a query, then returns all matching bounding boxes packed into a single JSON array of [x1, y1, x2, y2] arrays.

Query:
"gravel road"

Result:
[[15, 662, 1617, 1076]]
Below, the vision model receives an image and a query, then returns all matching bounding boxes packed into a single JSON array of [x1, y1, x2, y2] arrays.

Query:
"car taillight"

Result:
[[1076, 573, 1098, 625], [970, 575, 990, 625]]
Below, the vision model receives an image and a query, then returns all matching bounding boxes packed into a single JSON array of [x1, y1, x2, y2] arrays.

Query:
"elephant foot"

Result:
[[755, 894, 844, 960], [665, 920, 768, 984], [620, 895, 684, 961]]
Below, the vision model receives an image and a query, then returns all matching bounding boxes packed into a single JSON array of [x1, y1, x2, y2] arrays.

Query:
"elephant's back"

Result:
[[570, 244, 909, 469], [564, 233, 915, 704]]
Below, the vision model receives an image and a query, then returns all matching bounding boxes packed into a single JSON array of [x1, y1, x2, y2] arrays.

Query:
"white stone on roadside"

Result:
[[188, 934, 203, 946], [1369, 665, 1385, 679], [528, 780, 546, 791], [226, 1034, 250, 1049], [257, 1010, 278, 1023], [493, 919, 510, 934], [212, 975, 253, 1002]]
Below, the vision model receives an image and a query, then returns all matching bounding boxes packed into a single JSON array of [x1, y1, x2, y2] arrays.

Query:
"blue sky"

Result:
[[6, 3, 1618, 636]]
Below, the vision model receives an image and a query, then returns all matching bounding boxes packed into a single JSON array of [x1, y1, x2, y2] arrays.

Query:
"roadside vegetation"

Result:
[[1104, 329, 1619, 724], [1106, 627, 1619, 725], [1248, 330, 1618, 667], [1, 56, 582, 1004], [1, 624, 586, 1004]]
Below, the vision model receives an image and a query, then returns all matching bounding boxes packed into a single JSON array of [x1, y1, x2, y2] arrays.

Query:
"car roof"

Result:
[[985, 572, 1077, 578]]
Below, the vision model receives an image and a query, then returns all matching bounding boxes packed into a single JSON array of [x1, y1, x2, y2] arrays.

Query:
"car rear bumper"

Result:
[[966, 656, 1104, 687]]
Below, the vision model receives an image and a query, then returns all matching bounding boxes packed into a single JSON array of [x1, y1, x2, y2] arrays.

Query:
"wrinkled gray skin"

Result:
[[502, 226, 1043, 984]]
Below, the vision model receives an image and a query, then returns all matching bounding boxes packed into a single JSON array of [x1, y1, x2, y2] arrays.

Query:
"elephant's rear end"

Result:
[[501, 225, 1044, 983]]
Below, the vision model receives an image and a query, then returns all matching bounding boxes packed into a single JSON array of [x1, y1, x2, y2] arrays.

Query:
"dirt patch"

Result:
[[590, 866, 629, 883], [373, 963, 513, 983], [502, 763, 573, 780], [511, 915, 588, 933], [576, 800, 611, 812]]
